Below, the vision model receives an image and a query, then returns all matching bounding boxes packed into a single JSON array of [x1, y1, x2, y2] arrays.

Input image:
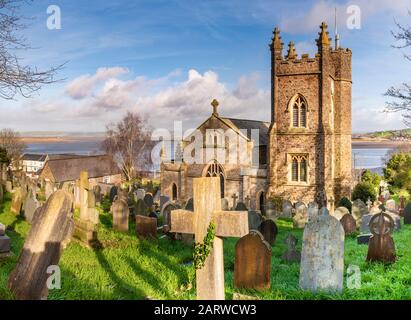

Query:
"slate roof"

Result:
[[221, 117, 270, 146], [40, 155, 121, 183], [21, 154, 47, 162]]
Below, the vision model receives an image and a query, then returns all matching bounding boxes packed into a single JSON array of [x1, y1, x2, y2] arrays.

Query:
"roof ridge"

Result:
[[46, 154, 108, 162], [222, 117, 270, 124]]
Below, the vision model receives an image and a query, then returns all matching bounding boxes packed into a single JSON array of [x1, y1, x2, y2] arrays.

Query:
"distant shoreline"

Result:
[[352, 139, 411, 149], [22, 136, 104, 144]]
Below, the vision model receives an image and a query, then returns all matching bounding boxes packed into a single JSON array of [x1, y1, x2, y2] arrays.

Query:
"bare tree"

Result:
[[0, 128, 26, 164], [0, 0, 62, 100], [102, 112, 153, 183], [385, 12, 411, 126]]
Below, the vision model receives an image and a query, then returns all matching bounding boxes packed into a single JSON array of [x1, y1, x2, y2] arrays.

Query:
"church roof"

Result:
[[221, 117, 270, 146]]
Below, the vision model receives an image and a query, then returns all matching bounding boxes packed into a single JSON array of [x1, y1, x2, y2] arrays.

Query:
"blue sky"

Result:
[[0, 0, 410, 132]]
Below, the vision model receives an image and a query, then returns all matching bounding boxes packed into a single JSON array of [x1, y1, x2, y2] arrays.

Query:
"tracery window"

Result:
[[290, 155, 308, 182], [291, 95, 307, 128]]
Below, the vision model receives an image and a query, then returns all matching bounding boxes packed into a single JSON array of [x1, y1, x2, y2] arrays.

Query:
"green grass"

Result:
[[1, 194, 411, 300]]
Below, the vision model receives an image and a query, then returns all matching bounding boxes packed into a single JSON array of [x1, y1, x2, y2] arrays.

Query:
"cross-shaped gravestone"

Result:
[[231, 193, 238, 210], [244, 195, 251, 209], [170, 177, 248, 300]]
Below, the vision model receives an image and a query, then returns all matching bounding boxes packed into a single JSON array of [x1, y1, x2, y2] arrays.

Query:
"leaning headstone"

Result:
[[135, 215, 157, 239], [8, 191, 74, 300], [235, 202, 248, 211], [234, 231, 271, 290], [112, 199, 129, 232], [134, 199, 149, 217], [185, 198, 194, 211], [282, 233, 301, 263], [404, 203, 411, 225], [293, 203, 307, 229], [10, 187, 23, 215], [333, 207, 350, 220], [248, 210, 264, 231], [23, 191, 41, 224], [340, 214, 357, 235], [258, 219, 278, 246], [366, 210, 396, 263], [300, 208, 345, 293]]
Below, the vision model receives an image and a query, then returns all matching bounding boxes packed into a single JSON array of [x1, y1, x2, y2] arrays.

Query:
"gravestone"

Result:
[[221, 198, 229, 211], [93, 185, 102, 204], [300, 208, 345, 293], [87, 190, 99, 225], [360, 214, 374, 233], [185, 198, 194, 211], [387, 212, 401, 232], [366, 210, 396, 263], [282, 200, 293, 218], [248, 210, 264, 231], [144, 193, 154, 208], [231, 193, 239, 210], [23, 191, 41, 224], [404, 203, 411, 225], [134, 199, 149, 217], [235, 202, 248, 211], [170, 177, 248, 300], [293, 203, 307, 229], [162, 202, 177, 226], [0, 223, 11, 257], [386, 199, 396, 212], [399, 196, 405, 216], [135, 189, 146, 201], [333, 207, 349, 220], [282, 233, 301, 263], [0, 223, 5, 236], [135, 215, 157, 239], [307, 202, 319, 223], [8, 191, 74, 300], [340, 214, 357, 235], [0, 184, 3, 204], [112, 199, 129, 232], [258, 219, 278, 246], [109, 186, 118, 202], [11, 187, 23, 215], [5, 181, 12, 193], [234, 231, 271, 290], [160, 195, 170, 210], [44, 181, 54, 200], [352, 199, 368, 227]]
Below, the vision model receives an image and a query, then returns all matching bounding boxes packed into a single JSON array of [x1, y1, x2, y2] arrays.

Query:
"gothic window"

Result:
[[290, 155, 308, 182], [205, 161, 225, 198], [291, 95, 307, 128]]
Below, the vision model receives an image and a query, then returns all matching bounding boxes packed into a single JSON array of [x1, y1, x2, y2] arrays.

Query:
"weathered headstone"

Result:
[[340, 214, 357, 235], [170, 177, 248, 300], [185, 198, 194, 211], [5, 181, 12, 193], [93, 185, 102, 204], [386, 199, 396, 212], [234, 231, 271, 290], [87, 189, 99, 225], [231, 193, 239, 210], [366, 209, 396, 263], [10, 187, 23, 215], [0, 223, 5, 236], [134, 199, 149, 217], [44, 181, 54, 200], [0, 222, 11, 257], [162, 202, 177, 226], [258, 219, 278, 246], [23, 191, 41, 224], [248, 210, 264, 231], [282, 233, 301, 263], [300, 208, 345, 293], [0, 184, 3, 204], [109, 186, 118, 202], [144, 193, 154, 207], [135, 215, 157, 239], [352, 199, 368, 227], [360, 214, 374, 234], [404, 202, 411, 225], [293, 203, 307, 229], [221, 198, 229, 211], [8, 191, 74, 300], [112, 199, 129, 232], [282, 200, 293, 218], [135, 189, 146, 201], [307, 202, 319, 223], [235, 202, 248, 211], [333, 207, 350, 220]]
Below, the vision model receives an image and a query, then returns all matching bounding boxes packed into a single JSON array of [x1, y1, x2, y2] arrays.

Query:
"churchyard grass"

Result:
[[1, 194, 411, 300]]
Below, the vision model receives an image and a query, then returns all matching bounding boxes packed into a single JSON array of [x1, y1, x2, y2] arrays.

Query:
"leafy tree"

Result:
[[337, 197, 352, 213], [384, 152, 411, 193], [0, 147, 10, 165], [0, 129, 26, 165], [352, 182, 377, 203]]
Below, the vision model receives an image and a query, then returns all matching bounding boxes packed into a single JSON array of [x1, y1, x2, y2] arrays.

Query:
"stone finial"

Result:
[[317, 22, 331, 50], [211, 99, 219, 116], [160, 141, 166, 162], [286, 41, 297, 60], [270, 27, 283, 56]]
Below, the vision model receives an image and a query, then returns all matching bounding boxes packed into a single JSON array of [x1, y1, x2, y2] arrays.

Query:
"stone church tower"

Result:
[[267, 22, 352, 207]]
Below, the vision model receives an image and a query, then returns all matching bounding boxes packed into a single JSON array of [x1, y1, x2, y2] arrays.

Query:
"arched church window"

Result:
[[172, 183, 178, 200], [291, 95, 307, 128], [291, 155, 308, 183], [205, 161, 225, 198]]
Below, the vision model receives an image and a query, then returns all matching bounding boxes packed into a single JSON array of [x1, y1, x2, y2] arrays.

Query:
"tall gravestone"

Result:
[[258, 219, 278, 246], [11, 187, 23, 215], [112, 199, 129, 232], [300, 208, 345, 293], [352, 199, 368, 227], [293, 203, 307, 229], [8, 191, 74, 300], [234, 231, 271, 290], [404, 203, 411, 225], [24, 191, 41, 224]]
